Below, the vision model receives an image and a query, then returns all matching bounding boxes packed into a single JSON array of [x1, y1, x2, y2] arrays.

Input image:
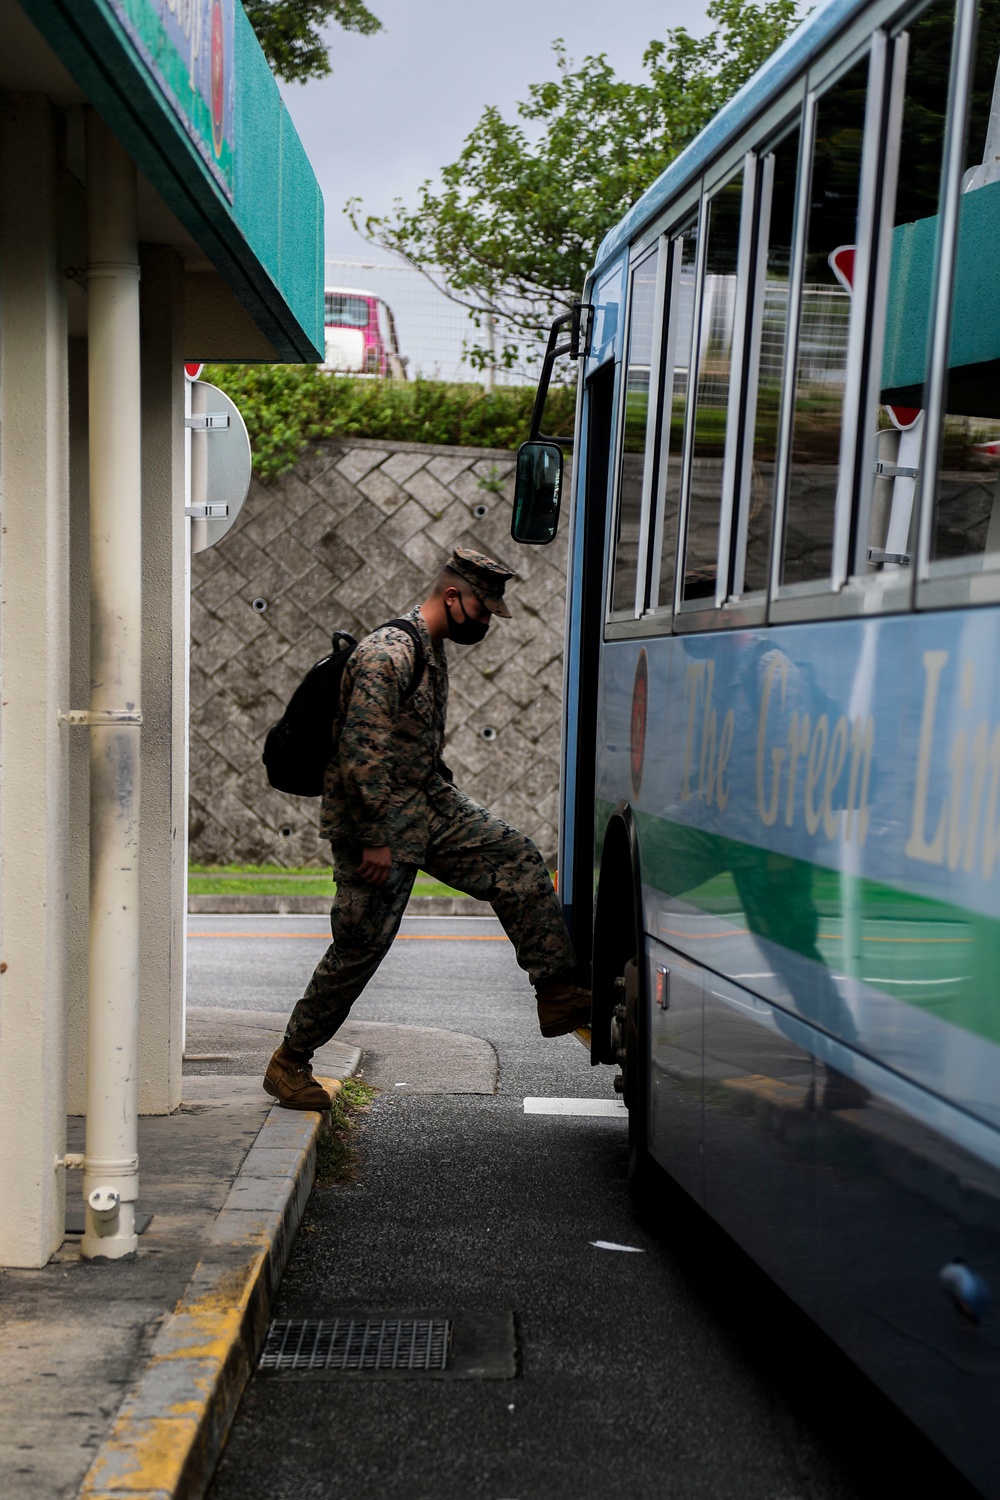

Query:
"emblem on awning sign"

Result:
[[106, 0, 235, 201]]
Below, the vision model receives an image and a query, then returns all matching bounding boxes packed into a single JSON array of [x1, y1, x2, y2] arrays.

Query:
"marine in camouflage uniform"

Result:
[[265, 549, 590, 1109]]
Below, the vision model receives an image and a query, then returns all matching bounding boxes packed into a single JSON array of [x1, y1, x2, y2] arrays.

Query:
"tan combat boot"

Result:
[[535, 977, 592, 1038], [263, 1043, 333, 1110]]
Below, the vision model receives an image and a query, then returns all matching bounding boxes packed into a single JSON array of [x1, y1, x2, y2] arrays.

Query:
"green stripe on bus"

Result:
[[624, 810, 1000, 1047]]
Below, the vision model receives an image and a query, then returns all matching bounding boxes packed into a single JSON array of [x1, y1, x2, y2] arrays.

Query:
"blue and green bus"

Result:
[[513, 0, 1000, 1489]]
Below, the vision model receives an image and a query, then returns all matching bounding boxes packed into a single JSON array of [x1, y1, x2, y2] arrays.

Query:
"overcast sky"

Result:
[[277, 0, 712, 262]]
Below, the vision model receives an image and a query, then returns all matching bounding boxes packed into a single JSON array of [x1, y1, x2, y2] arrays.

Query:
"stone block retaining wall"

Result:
[[189, 437, 569, 869]]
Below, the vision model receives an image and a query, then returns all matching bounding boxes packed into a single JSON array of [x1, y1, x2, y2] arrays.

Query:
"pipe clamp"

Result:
[[86, 261, 141, 281], [61, 709, 143, 726]]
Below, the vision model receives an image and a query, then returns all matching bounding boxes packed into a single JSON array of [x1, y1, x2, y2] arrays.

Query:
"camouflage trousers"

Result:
[[285, 790, 576, 1055]]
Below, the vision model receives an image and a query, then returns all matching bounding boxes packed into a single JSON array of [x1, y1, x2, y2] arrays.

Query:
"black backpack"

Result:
[[262, 618, 426, 797]]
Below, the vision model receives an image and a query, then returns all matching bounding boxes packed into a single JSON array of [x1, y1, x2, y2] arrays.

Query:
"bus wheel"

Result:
[[615, 958, 652, 1204]]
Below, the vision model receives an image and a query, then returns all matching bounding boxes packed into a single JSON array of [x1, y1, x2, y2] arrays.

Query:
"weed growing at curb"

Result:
[[315, 1077, 377, 1186]]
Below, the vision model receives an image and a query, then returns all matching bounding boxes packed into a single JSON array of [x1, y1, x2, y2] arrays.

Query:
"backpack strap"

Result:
[[383, 617, 427, 704]]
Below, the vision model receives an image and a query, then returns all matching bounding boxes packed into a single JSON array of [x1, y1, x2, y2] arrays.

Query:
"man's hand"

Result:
[[358, 845, 392, 885]]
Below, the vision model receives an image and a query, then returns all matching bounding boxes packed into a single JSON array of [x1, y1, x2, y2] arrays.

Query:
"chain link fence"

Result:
[[676, 278, 852, 406]]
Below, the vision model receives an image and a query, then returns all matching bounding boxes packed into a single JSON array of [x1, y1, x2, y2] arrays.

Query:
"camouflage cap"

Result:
[[448, 547, 515, 618]]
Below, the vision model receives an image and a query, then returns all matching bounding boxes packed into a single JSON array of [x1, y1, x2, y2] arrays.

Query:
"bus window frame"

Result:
[[915, 0, 1000, 609], [840, 22, 915, 615], [670, 190, 710, 620], [666, 91, 809, 632], [633, 239, 671, 614], [768, 37, 889, 623], [730, 145, 776, 607], [639, 196, 704, 632], [605, 183, 703, 640], [597, 0, 976, 638], [672, 154, 759, 625], [645, 229, 685, 628], [834, 32, 890, 587], [606, 239, 670, 623], [668, 196, 707, 618]]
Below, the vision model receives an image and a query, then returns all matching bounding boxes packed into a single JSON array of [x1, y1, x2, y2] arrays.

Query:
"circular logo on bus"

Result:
[[211, 1, 225, 160], [630, 649, 648, 798]]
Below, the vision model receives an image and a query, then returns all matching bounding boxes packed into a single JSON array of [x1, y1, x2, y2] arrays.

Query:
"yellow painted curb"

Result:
[[77, 1080, 342, 1500]]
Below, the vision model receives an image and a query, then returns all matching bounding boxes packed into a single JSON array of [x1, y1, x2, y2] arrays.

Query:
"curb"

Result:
[[187, 894, 493, 916], [77, 1081, 341, 1500]]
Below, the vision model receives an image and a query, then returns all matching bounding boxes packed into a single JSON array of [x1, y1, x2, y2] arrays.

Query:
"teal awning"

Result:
[[21, 0, 324, 362]]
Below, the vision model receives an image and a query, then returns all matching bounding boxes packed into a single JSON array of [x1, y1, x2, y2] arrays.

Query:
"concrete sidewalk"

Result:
[[0, 1018, 359, 1500]]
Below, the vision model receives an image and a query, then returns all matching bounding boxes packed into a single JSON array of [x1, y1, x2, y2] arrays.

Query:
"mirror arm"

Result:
[[528, 302, 593, 445], [528, 313, 573, 443]]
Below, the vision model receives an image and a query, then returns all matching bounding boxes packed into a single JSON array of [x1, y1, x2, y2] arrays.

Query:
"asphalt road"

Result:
[[191, 915, 975, 1500]]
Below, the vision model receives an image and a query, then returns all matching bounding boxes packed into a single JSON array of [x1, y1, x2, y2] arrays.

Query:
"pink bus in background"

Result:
[[323, 287, 407, 378]]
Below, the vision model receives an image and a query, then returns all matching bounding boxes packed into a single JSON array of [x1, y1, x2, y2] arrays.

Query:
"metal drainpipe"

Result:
[[80, 110, 142, 1260]]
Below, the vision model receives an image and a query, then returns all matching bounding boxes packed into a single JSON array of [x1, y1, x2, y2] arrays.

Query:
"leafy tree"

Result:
[[349, 0, 800, 371], [244, 0, 381, 84]]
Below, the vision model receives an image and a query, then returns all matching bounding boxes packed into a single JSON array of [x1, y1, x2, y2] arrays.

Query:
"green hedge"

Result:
[[203, 366, 578, 481]]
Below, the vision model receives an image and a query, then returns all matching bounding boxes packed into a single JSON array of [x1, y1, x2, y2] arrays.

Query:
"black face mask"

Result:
[[445, 594, 489, 645]]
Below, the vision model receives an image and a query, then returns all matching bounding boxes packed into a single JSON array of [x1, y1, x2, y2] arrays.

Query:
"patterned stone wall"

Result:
[[189, 438, 570, 868]]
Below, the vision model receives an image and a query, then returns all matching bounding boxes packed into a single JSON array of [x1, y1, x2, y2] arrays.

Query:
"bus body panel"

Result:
[[597, 614, 1000, 1132], [640, 930, 1000, 1494], [593, 614, 1000, 1486], [557, 0, 1000, 1484]]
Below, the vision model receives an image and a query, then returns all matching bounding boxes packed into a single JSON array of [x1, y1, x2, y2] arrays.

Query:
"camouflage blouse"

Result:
[[319, 607, 449, 861]]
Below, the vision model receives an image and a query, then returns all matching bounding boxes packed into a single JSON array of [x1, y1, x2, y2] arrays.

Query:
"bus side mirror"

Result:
[[511, 441, 563, 545]]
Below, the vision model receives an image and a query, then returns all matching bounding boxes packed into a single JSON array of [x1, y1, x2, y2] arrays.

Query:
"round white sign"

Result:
[[187, 380, 252, 555]]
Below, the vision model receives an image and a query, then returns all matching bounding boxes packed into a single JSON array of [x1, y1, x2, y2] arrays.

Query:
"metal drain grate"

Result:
[[259, 1317, 453, 1373]]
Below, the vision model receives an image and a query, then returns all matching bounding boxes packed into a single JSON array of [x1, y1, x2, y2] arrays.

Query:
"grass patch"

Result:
[[315, 1076, 378, 1186], [188, 864, 469, 899], [188, 864, 336, 896]]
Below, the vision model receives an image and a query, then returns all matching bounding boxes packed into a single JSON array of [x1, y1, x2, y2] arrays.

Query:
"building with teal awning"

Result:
[[0, 0, 325, 1268]]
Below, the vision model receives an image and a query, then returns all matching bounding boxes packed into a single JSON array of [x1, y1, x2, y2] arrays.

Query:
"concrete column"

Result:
[[0, 96, 70, 1267], [138, 245, 186, 1114], [81, 110, 142, 1259]]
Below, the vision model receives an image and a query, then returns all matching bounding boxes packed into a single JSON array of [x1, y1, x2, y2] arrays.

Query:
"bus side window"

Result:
[[650, 220, 699, 613], [609, 244, 662, 616], [680, 169, 745, 605], [735, 127, 801, 596], [780, 54, 870, 588], [926, 0, 1000, 571], [860, 0, 954, 580]]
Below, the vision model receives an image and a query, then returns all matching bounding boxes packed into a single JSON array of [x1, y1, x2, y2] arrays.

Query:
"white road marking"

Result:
[[523, 1097, 626, 1117], [590, 1240, 645, 1253]]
